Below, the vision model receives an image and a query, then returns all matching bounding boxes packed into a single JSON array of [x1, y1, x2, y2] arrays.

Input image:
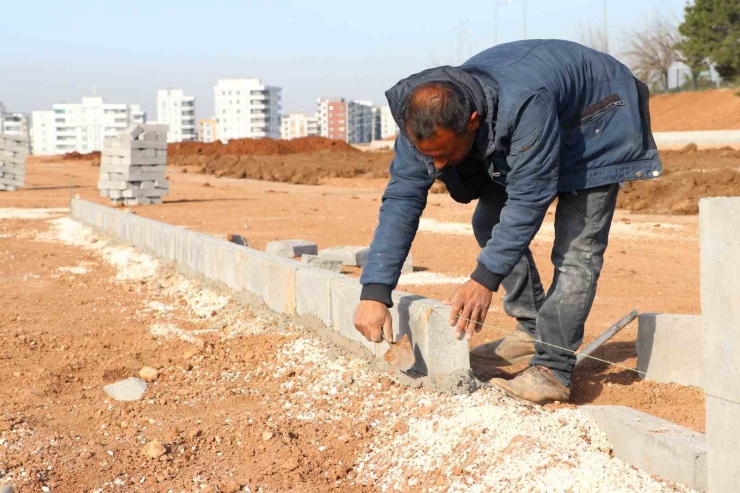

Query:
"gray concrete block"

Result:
[[242, 250, 269, 301], [386, 294, 469, 375], [103, 377, 148, 401], [582, 405, 707, 491], [317, 246, 369, 266], [637, 313, 703, 389], [264, 257, 299, 314], [302, 254, 342, 272], [402, 253, 413, 273], [265, 239, 318, 258], [296, 266, 344, 327], [699, 197, 740, 493], [331, 277, 376, 356]]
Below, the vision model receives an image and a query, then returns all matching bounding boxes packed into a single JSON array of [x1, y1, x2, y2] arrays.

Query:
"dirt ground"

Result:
[[649, 88, 740, 131], [0, 156, 708, 437], [0, 211, 688, 492]]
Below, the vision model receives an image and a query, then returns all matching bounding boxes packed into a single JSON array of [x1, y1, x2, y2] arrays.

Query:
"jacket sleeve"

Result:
[[360, 134, 434, 306], [471, 89, 560, 291]]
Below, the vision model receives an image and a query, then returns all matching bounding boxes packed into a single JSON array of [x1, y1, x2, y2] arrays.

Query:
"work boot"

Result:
[[469, 328, 536, 371], [491, 365, 570, 405]]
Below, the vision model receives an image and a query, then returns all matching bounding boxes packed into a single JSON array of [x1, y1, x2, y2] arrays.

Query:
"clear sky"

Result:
[[1, 0, 688, 118]]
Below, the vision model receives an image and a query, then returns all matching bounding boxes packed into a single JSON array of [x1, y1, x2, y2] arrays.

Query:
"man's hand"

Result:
[[354, 300, 393, 343], [444, 279, 493, 341]]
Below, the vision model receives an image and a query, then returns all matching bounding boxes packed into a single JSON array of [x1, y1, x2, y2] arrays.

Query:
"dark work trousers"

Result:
[[471, 181, 620, 387]]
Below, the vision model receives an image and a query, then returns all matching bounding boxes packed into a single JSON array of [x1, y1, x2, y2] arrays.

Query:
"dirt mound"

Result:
[[650, 89, 740, 131], [168, 136, 359, 157], [618, 147, 740, 214], [64, 151, 101, 160]]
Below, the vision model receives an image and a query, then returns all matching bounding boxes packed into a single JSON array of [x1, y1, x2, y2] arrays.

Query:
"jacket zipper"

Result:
[[574, 100, 624, 127]]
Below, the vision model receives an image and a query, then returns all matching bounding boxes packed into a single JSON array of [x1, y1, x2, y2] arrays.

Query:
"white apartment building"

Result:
[[0, 112, 31, 151], [30, 97, 146, 155], [214, 79, 281, 141], [197, 119, 217, 143], [156, 89, 196, 143], [280, 112, 318, 140], [377, 105, 398, 139]]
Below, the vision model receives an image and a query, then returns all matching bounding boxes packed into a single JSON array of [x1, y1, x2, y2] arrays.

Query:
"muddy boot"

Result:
[[469, 328, 536, 371], [491, 365, 570, 405]]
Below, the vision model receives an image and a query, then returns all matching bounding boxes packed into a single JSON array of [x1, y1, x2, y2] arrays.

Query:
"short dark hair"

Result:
[[400, 81, 472, 142]]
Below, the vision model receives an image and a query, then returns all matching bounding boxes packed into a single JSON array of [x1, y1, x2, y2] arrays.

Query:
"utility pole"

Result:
[[494, 0, 512, 45], [603, 0, 609, 54], [458, 20, 473, 64]]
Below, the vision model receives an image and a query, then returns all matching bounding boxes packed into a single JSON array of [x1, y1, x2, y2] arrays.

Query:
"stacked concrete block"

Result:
[[98, 124, 169, 206], [0, 133, 29, 191], [265, 239, 317, 258], [302, 254, 342, 272], [582, 405, 707, 491], [636, 313, 703, 389], [699, 197, 740, 493], [318, 246, 370, 266]]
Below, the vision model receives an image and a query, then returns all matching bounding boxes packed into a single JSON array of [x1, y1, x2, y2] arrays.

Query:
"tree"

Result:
[[575, 22, 609, 53], [622, 14, 681, 91], [679, 0, 740, 82]]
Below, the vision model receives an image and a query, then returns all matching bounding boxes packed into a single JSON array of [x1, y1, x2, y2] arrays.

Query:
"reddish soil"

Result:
[[168, 136, 359, 157], [650, 88, 740, 131], [1, 156, 707, 434]]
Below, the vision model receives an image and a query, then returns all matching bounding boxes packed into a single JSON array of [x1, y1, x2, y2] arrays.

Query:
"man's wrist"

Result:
[[360, 283, 394, 307], [470, 263, 504, 292]]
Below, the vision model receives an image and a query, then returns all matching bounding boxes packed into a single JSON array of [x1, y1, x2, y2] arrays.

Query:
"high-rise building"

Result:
[[30, 96, 145, 155], [197, 119, 217, 143], [156, 89, 196, 143], [377, 105, 398, 139], [316, 98, 348, 141], [317, 98, 390, 144], [347, 100, 374, 144], [213, 79, 281, 141], [280, 112, 319, 140]]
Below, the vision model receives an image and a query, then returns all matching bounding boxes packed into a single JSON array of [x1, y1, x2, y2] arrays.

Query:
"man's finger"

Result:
[[369, 324, 383, 343], [465, 308, 480, 340], [455, 305, 473, 338], [382, 311, 394, 343], [449, 301, 463, 327]]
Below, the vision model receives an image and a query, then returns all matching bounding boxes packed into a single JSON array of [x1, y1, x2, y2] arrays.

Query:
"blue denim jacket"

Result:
[[360, 40, 662, 306]]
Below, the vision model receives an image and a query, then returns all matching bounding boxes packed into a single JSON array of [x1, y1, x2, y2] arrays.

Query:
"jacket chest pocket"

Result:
[[569, 94, 624, 129], [562, 93, 625, 165]]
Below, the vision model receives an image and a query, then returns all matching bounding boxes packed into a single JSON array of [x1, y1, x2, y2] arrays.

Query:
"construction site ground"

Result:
[[7, 155, 706, 422]]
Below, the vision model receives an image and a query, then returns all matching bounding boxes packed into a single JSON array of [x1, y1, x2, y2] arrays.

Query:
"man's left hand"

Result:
[[444, 279, 493, 340]]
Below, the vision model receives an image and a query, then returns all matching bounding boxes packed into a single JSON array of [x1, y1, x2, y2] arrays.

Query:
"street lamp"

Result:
[[494, 0, 512, 46], [458, 20, 473, 64], [603, 0, 609, 54]]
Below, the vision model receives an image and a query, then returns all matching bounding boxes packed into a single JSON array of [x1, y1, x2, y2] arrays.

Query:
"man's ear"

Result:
[[467, 111, 480, 132]]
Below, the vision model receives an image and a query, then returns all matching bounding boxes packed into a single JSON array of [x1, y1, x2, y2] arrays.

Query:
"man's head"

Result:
[[400, 81, 480, 170]]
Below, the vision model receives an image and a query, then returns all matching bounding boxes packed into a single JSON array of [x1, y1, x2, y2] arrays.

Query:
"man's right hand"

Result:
[[353, 300, 393, 343]]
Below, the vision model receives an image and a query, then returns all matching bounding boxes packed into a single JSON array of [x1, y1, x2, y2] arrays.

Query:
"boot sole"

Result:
[[491, 380, 568, 406]]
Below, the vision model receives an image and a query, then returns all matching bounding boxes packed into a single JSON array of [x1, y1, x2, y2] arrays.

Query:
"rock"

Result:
[[138, 366, 159, 382], [0, 486, 17, 493], [141, 440, 167, 459], [227, 234, 248, 247], [262, 431, 274, 441], [224, 481, 242, 493], [103, 377, 148, 401]]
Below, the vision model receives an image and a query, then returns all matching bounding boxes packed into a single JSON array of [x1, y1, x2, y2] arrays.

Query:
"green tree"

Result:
[[679, 0, 740, 81]]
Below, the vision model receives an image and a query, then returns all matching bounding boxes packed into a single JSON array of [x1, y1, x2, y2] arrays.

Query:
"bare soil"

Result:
[[650, 88, 740, 131], [1, 156, 707, 435]]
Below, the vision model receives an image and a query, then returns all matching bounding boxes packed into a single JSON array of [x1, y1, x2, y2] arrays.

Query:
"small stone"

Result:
[[141, 440, 167, 459], [103, 377, 147, 401], [224, 481, 242, 493], [262, 431, 274, 441], [138, 366, 159, 382], [227, 234, 248, 247], [0, 486, 17, 493]]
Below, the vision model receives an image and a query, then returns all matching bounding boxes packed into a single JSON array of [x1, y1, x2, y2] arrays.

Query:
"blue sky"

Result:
[[1, 0, 688, 118]]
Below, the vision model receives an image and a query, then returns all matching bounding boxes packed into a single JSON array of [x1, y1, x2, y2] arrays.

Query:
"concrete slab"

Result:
[[264, 257, 299, 314], [699, 197, 740, 493], [331, 277, 376, 356], [317, 246, 369, 266], [103, 377, 148, 402], [582, 405, 707, 492], [302, 254, 342, 272], [265, 239, 318, 258], [402, 253, 413, 273], [637, 313, 703, 389], [296, 266, 344, 328]]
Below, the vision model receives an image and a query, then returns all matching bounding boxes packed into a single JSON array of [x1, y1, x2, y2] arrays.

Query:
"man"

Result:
[[353, 40, 661, 404]]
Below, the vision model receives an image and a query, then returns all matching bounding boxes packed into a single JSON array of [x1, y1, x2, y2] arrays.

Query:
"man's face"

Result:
[[411, 111, 480, 170]]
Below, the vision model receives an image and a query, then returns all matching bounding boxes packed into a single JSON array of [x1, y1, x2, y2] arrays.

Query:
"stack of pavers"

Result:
[[0, 133, 29, 191], [98, 124, 169, 206]]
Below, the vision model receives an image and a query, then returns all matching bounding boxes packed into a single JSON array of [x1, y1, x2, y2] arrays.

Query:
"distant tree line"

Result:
[[577, 0, 740, 93]]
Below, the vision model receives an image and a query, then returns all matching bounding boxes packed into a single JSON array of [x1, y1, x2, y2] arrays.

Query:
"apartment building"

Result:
[[317, 98, 393, 144], [30, 96, 146, 155], [214, 79, 281, 141], [197, 119, 217, 143], [316, 98, 348, 141], [280, 112, 319, 140], [156, 89, 196, 143], [377, 105, 398, 139]]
